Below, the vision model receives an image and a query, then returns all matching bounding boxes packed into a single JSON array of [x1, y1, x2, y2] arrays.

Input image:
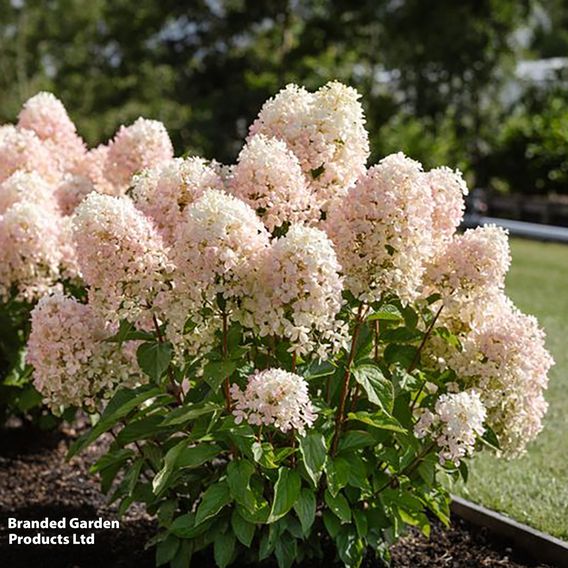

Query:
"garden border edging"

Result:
[[451, 495, 568, 567]]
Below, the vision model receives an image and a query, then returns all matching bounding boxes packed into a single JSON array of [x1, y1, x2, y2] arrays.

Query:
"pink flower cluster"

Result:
[[72, 192, 172, 324], [242, 225, 346, 358], [26, 294, 137, 411], [165, 189, 270, 354], [443, 295, 553, 456], [228, 134, 317, 232], [133, 157, 224, 243], [249, 81, 369, 209], [231, 368, 317, 434], [424, 225, 511, 306], [105, 118, 174, 189], [18, 92, 86, 171], [326, 153, 434, 303], [0, 172, 78, 302]]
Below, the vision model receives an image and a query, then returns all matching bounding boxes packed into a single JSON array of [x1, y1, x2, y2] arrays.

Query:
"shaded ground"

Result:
[[0, 425, 551, 568]]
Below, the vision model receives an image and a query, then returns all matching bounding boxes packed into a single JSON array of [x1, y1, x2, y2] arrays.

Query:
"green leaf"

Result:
[[268, 468, 301, 523], [336, 527, 364, 568], [251, 442, 278, 469], [231, 508, 255, 547], [384, 343, 418, 368], [481, 426, 501, 451], [275, 537, 297, 568], [170, 513, 210, 539], [353, 509, 368, 538], [323, 510, 341, 538], [171, 540, 193, 568], [195, 481, 232, 526], [204, 360, 237, 390], [214, 530, 235, 568], [353, 365, 394, 413], [347, 411, 406, 433], [106, 319, 154, 345], [160, 402, 223, 427], [324, 490, 351, 523], [293, 488, 316, 537], [367, 304, 403, 321], [156, 534, 179, 566], [152, 441, 186, 495], [153, 442, 221, 495], [401, 304, 419, 329], [115, 415, 166, 445], [325, 457, 350, 497], [178, 444, 222, 468], [227, 459, 257, 512], [137, 341, 173, 381], [67, 385, 162, 458], [337, 430, 376, 453], [304, 360, 335, 379], [299, 432, 327, 487]]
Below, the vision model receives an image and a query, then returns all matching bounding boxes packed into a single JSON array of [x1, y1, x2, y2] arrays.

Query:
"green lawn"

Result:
[[452, 238, 568, 540]]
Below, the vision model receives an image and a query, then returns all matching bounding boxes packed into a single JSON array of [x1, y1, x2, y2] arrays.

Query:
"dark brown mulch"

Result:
[[0, 425, 552, 568]]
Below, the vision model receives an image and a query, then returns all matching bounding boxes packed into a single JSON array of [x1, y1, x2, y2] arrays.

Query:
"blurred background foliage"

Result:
[[1, 0, 567, 194]]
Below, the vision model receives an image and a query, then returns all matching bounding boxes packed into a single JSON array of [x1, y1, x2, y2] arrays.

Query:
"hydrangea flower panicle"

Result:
[[27, 294, 137, 411], [105, 118, 174, 188], [325, 152, 433, 303], [231, 368, 317, 434], [229, 134, 317, 231], [133, 157, 224, 243]]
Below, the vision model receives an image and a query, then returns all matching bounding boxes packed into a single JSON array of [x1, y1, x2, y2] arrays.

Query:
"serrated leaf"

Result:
[[367, 304, 403, 321], [160, 402, 222, 427], [346, 411, 406, 433]]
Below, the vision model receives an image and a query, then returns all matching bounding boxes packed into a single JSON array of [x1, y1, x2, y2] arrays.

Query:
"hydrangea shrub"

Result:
[[0, 93, 173, 424], [25, 83, 553, 567]]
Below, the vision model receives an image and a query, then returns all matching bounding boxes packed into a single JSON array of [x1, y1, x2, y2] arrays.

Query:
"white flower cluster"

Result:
[[415, 390, 486, 465], [164, 189, 270, 354], [443, 295, 553, 456], [231, 368, 317, 434], [228, 134, 317, 232]]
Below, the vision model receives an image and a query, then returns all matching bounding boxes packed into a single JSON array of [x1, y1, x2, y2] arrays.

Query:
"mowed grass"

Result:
[[452, 238, 568, 540]]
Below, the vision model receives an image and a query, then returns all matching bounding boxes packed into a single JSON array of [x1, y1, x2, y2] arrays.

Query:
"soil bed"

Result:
[[0, 425, 552, 568]]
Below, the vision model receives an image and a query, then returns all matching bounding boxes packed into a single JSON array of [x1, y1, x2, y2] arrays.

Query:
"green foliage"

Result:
[[490, 89, 568, 195], [0, 0, 532, 188], [68, 293, 477, 568]]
